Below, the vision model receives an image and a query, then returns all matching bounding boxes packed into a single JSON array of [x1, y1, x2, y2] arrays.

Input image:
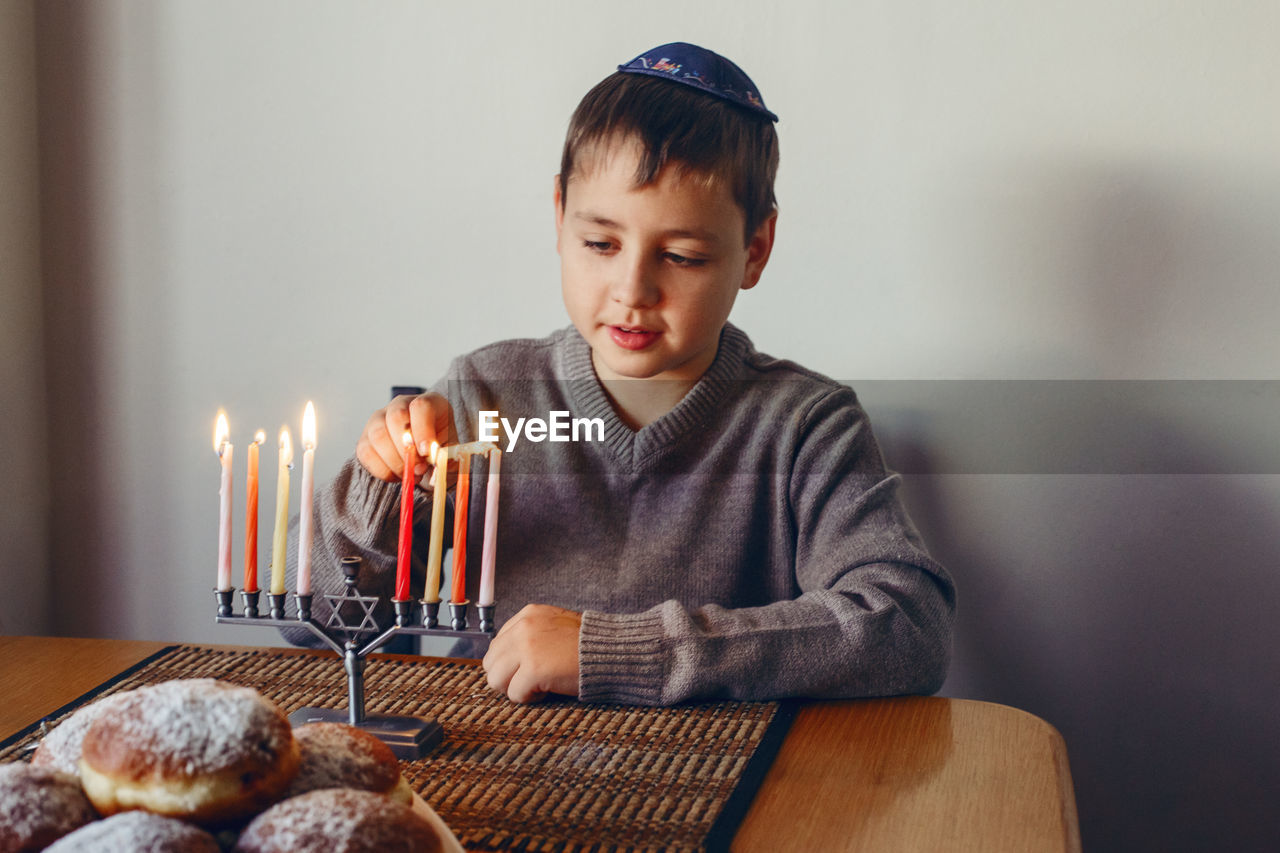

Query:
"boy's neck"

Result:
[[597, 376, 697, 431]]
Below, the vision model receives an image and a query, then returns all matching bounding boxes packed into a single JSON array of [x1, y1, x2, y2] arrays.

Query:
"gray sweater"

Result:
[[286, 324, 955, 705]]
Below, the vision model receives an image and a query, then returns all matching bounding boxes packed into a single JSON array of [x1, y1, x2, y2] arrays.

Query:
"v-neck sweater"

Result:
[[286, 324, 955, 704]]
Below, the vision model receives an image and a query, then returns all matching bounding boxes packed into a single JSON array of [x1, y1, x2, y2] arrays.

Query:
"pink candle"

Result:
[[478, 449, 501, 607], [243, 431, 264, 592], [395, 431, 417, 601], [213, 412, 233, 592], [450, 452, 471, 604], [297, 402, 317, 597]]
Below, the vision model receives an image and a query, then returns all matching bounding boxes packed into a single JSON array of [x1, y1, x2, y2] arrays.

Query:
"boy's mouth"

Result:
[[608, 325, 661, 351]]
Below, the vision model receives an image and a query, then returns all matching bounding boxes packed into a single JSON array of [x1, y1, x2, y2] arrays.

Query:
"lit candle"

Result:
[[395, 430, 417, 601], [297, 402, 317, 597], [213, 412, 233, 592], [243, 430, 264, 592], [270, 426, 293, 596], [478, 448, 501, 607], [423, 442, 448, 604], [450, 451, 472, 604]]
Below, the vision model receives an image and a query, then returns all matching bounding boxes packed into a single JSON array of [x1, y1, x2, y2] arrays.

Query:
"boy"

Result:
[[288, 43, 955, 706]]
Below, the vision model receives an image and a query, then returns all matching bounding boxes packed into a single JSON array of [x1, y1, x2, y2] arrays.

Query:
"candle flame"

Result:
[[402, 430, 413, 449], [279, 427, 293, 467], [253, 430, 266, 445], [303, 401, 317, 450], [214, 411, 229, 455]]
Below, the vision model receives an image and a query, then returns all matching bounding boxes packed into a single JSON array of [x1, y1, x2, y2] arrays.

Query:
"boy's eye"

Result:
[[663, 251, 708, 268], [583, 240, 613, 253]]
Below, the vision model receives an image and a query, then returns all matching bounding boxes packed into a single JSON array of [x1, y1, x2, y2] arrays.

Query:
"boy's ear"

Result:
[[553, 175, 565, 247], [740, 211, 778, 291]]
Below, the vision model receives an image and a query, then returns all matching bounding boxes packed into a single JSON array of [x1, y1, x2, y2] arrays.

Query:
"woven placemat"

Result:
[[0, 645, 794, 852]]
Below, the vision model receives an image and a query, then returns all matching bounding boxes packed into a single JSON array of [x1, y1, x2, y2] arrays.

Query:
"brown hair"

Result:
[[559, 72, 779, 244]]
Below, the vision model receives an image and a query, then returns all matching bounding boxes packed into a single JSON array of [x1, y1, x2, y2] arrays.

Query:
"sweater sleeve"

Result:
[[577, 386, 956, 704]]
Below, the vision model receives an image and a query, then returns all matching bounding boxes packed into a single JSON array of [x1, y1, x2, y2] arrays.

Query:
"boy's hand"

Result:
[[483, 604, 582, 703], [356, 392, 453, 482]]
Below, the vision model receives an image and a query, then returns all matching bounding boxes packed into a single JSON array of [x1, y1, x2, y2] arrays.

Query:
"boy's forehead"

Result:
[[568, 135, 723, 195], [564, 150, 744, 236]]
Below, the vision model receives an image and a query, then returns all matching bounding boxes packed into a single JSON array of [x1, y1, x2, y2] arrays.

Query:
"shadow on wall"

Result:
[[868, 166, 1280, 851]]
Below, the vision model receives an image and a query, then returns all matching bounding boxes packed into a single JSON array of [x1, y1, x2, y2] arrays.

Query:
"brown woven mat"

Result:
[[0, 645, 794, 852]]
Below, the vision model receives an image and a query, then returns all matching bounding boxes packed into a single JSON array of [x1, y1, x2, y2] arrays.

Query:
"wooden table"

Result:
[[0, 635, 1079, 851]]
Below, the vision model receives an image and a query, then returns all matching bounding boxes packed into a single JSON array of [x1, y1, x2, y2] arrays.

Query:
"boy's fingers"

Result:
[[408, 394, 442, 456], [506, 669, 548, 704], [355, 438, 394, 482], [372, 410, 408, 476], [482, 642, 517, 695]]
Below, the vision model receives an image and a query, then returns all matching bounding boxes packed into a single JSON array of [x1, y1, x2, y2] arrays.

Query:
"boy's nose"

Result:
[[610, 252, 661, 308]]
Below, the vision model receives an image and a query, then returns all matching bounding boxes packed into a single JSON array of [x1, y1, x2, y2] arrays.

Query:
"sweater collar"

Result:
[[560, 324, 751, 465]]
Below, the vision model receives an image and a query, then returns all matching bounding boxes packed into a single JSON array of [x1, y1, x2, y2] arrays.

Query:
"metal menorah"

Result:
[[214, 556, 495, 759]]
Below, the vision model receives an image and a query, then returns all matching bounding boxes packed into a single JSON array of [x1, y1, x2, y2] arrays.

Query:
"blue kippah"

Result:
[[617, 42, 778, 122]]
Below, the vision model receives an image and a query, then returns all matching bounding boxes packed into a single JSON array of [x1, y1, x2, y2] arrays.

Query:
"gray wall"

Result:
[[0, 0, 49, 635], [8, 1, 1280, 849]]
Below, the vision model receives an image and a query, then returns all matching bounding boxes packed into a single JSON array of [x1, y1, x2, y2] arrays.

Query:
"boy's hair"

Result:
[[559, 72, 779, 244]]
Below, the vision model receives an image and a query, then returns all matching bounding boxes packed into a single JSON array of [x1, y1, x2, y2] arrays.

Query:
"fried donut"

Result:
[[0, 763, 98, 852], [284, 723, 412, 803], [31, 691, 132, 776], [78, 679, 299, 826], [234, 788, 443, 853], [42, 811, 220, 852]]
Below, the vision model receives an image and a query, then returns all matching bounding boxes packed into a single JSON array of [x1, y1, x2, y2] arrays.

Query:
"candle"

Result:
[[213, 412, 233, 592], [478, 448, 501, 607], [450, 451, 472, 604], [423, 442, 448, 604], [270, 426, 293, 596], [297, 402, 317, 597], [243, 430, 264, 592], [395, 430, 417, 601]]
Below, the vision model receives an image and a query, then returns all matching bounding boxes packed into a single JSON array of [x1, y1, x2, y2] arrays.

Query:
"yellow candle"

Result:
[[296, 403, 317, 596], [423, 442, 448, 604], [270, 426, 293, 595]]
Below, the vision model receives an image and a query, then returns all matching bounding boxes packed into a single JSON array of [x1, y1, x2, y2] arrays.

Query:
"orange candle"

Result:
[[395, 431, 417, 601], [450, 451, 471, 604], [243, 431, 264, 592]]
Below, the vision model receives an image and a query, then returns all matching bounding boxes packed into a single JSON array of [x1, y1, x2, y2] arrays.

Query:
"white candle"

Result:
[[296, 402, 317, 596], [214, 412, 233, 592], [478, 448, 501, 607]]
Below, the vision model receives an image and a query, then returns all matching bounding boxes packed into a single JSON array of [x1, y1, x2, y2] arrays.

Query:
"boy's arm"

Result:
[[574, 385, 956, 705]]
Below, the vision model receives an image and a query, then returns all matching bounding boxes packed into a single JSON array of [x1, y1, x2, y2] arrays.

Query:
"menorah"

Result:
[[214, 556, 495, 759]]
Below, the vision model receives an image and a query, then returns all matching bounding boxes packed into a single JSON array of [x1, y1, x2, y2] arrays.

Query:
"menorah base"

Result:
[[288, 706, 444, 760]]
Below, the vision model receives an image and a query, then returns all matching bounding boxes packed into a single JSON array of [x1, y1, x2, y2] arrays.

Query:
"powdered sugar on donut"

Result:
[[0, 764, 98, 850], [82, 679, 290, 778], [235, 788, 441, 852], [32, 691, 133, 775], [43, 810, 221, 853], [286, 723, 401, 797]]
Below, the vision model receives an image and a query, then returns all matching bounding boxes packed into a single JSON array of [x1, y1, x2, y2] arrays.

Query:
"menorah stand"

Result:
[[214, 556, 495, 759]]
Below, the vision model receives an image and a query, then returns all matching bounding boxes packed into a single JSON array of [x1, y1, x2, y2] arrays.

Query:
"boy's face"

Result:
[[555, 139, 775, 387]]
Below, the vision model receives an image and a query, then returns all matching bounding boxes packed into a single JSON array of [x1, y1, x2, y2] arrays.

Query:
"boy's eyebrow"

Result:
[[572, 211, 722, 243]]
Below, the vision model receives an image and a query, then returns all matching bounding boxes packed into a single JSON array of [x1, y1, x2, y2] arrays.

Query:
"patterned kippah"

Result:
[[617, 42, 778, 122]]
